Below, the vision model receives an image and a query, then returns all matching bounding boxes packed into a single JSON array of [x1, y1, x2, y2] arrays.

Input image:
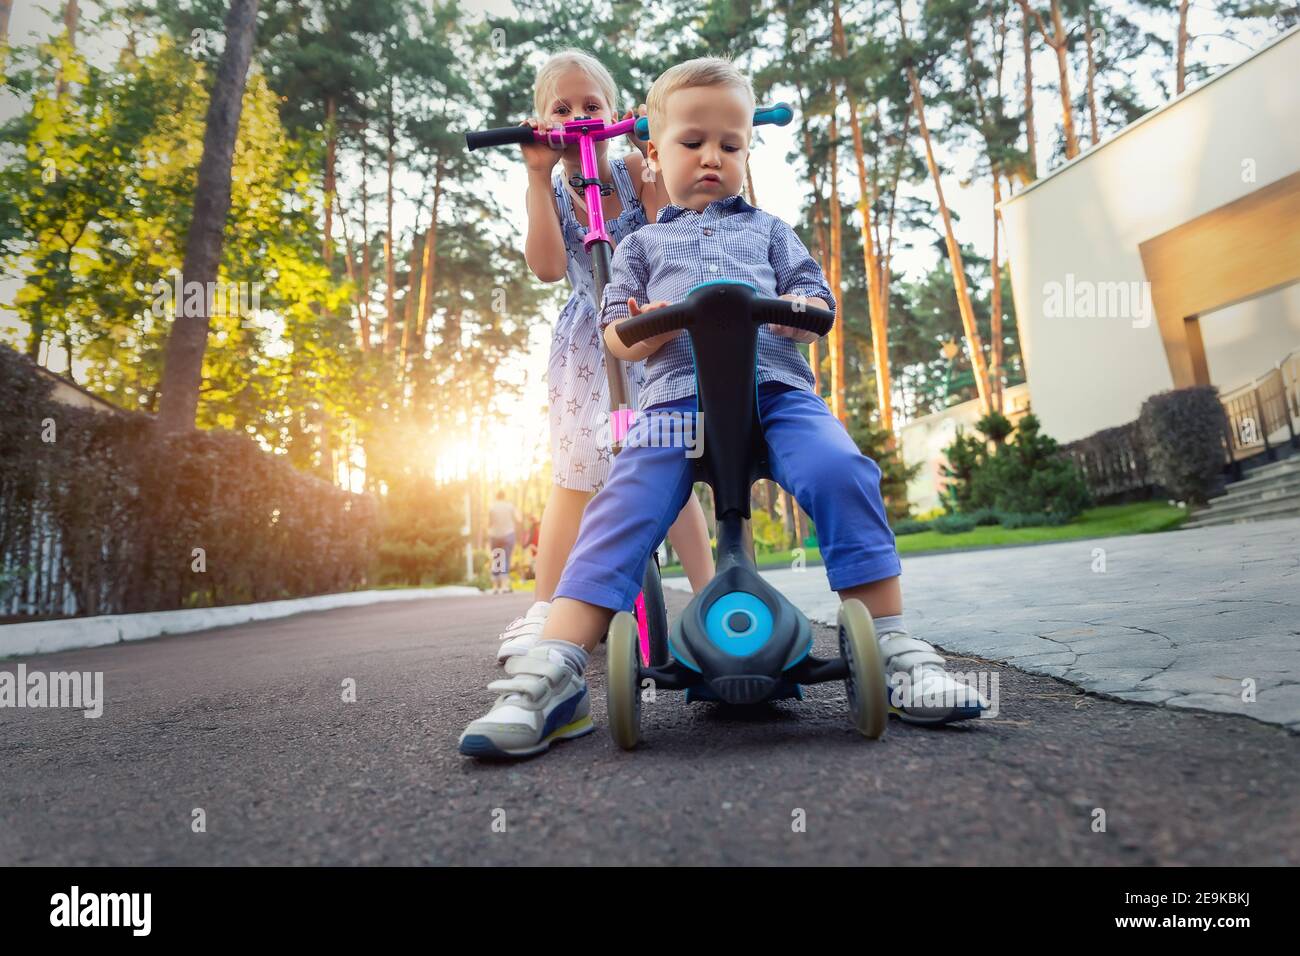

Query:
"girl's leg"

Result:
[[532, 484, 594, 602], [665, 490, 715, 592]]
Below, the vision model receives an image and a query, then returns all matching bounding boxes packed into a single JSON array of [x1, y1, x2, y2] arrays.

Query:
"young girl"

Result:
[[495, 49, 714, 663]]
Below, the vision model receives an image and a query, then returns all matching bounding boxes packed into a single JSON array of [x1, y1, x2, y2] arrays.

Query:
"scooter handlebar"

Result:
[[613, 282, 833, 347], [464, 124, 537, 151]]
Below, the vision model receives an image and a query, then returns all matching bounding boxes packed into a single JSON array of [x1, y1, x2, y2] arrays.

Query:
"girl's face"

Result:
[[544, 67, 614, 154]]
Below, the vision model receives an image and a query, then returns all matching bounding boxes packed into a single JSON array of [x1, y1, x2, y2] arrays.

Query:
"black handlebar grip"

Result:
[[751, 297, 834, 338], [465, 125, 538, 151], [613, 303, 696, 346]]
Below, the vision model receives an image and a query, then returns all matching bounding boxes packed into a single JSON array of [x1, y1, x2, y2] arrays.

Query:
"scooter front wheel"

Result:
[[606, 611, 642, 750], [838, 599, 887, 740]]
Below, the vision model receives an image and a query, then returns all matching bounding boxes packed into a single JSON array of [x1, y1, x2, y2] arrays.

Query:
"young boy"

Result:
[[459, 57, 989, 758]]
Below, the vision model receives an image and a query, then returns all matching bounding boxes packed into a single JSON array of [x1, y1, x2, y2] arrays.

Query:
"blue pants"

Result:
[[554, 383, 901, 611]]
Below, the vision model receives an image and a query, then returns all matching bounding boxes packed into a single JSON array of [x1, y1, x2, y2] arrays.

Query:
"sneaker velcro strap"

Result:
[[503, 655, 568, 685], [878, 634, 945, 668], [487, 677, 547, 700]]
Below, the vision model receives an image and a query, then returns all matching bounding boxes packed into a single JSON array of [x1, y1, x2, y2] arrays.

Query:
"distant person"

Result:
[[488, 492, 521, 594]]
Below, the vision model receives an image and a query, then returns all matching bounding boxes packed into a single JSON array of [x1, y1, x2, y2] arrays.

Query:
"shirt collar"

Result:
[[658, 193, 755, 224]]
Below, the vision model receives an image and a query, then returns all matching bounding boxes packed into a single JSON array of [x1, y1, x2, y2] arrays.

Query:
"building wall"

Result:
[[1199, 282, 1300, 392], [1000, 28, 1300, 444], [899, 383, 1032, 514]]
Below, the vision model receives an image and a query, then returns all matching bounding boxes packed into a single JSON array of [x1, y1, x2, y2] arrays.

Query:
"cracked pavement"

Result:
[[671, 517, 1300, 732]]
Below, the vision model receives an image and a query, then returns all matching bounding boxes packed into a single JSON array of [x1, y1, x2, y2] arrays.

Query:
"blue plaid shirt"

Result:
[[599, 193, 835, 410]]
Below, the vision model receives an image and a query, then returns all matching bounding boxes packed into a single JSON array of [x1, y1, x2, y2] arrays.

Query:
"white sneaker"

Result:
[[878, 630, 991, 724], [496, 600, 551, 664], [458, 646, 593, 758]]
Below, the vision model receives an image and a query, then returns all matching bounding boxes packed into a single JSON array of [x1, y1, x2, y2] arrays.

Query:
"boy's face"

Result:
[[648, 85, 752, 212]]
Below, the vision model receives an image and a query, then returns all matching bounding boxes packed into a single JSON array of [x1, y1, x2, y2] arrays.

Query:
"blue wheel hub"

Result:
[[704, 591, 773, 657]]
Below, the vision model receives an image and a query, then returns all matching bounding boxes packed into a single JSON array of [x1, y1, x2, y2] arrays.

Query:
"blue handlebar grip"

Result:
[[633, 102, 793, 142], [754, 103, 793, 128]]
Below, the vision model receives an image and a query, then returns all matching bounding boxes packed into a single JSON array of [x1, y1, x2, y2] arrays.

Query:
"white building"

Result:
[[903, 26, 1300, 512]]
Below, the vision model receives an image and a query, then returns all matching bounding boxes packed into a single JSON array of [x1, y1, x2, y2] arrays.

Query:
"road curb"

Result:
[[0, 587, 483, 659]]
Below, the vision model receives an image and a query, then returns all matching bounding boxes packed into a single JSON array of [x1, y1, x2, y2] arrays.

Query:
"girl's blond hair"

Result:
[[646, 57, 755, 140], [533, 49, 620, 125]]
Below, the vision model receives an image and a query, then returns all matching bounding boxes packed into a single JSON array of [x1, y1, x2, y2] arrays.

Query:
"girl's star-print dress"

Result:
[[547, 153, 649, 492]]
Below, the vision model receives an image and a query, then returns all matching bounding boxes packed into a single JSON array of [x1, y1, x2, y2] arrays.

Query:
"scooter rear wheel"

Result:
[[606, 611, 642, 750], [838, 599, 887, 740]]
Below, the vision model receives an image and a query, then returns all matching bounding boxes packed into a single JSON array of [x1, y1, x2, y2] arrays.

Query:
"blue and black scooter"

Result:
[[604, 281, 888, 748]]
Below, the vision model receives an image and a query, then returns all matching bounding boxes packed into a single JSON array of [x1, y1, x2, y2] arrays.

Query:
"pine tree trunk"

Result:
[[827, 100, 846, 423], [336, 192, 370, 351], [416, 165, 443, 351], [360, 137, 372, 350], [990, 176, 1005, 412], [1176, 0, 1189, 94], [904, 59, 994, 414], [1084, 3, 1099, 146], [1048, 1, 1079, 159], [54, 1, 78, 97], [157, 0, 260, 432], [1022, 4, 1037, 174], [836, 0, 893, 435], [796, 81, 828, 397], [1018, 1, 1077, 160], [323, 96, 336, 266], [382, 81, 396, 354]]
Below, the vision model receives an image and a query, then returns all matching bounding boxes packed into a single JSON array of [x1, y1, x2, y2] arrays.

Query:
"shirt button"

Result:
[[709, 264, 719, 273], [702, 228, 713, 236]]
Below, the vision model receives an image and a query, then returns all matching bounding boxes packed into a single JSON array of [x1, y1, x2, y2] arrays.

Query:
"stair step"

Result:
[[1211, 474, 1300, 506], [1196, 487, 1300, 520], [1226, 456, 1300, 491], [1183, 497, 1300, 529]]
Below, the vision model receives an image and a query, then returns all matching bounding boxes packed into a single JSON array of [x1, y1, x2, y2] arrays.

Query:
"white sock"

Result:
[[873, 613, 906, 638]]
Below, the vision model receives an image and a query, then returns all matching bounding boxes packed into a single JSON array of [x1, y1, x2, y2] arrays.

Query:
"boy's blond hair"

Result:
[[533, 49, 620, 125], [646, 57, 756, 140]]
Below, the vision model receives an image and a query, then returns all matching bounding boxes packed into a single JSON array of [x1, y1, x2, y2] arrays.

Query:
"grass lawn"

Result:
[[661, 501, 1189, 574]]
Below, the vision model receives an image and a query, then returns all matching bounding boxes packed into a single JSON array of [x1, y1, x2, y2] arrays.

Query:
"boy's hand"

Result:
[[520, 118, 561, 174], [624, 104, 649, 157], [605, 297, 681, 360], [768, 293, 829, 343]]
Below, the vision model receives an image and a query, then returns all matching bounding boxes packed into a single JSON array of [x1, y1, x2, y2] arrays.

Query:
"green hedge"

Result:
[[1137, 386, 1228, 505], [1, 346, 376, 618]]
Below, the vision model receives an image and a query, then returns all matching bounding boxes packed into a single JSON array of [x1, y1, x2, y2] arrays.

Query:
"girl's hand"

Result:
[[519, 118, 561, 174], [624, 103, 650, 156]]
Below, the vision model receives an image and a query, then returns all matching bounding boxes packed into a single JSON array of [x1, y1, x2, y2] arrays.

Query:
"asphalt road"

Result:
[[2, 590, 1297, 865]]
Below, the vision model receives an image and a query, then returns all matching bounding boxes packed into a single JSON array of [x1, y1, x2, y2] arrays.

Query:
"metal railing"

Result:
[[1220, 348, 1300, 463]]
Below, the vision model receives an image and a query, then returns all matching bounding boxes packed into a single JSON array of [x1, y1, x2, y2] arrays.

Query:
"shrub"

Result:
[[932, 513, 978, 535], [1, 345, 377, 618], [749, 508, 788, 555], [373, 476, 469, 586], [967, 507, 1002, 526], [997, 511, 1069, 529], [942, 412, 1092, 521], [1137, 386, 1227, 505], [892, 518, 932, 536]]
